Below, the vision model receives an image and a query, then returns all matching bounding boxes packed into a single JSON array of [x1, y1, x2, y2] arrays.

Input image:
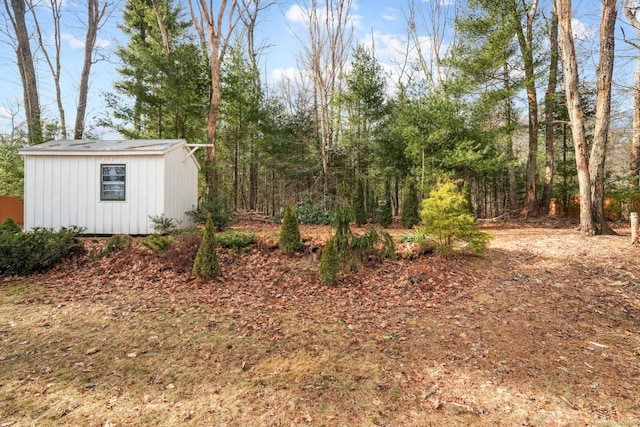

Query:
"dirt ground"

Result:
[[1, 219, 639, 426]]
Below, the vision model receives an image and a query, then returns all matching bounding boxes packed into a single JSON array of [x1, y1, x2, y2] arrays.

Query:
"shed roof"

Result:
[[19, 139, 188, 156]]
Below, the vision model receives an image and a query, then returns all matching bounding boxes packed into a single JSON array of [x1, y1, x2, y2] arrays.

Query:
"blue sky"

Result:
[[0, 0, 634, 138]]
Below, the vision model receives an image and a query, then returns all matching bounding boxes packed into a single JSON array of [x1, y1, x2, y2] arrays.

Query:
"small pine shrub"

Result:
[[401, 176, 420, 229], [353, 178, 366, 226], [319, 236, 339, 286], [142, 233, 174, 252], [188, 194, 231, 231], [192, 214, 221, 279], [99, 234, 132, 257], [149, 214, 180, 234], [0, 217, 21, 235], [377, 181, 393, 227], [279, 205, 303, 254], [418, 177, 492, 255]]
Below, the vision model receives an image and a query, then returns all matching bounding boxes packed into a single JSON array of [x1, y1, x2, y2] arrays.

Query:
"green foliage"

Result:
[[353, 178, 367, 226], [279, 205, 303, 254], [417, 177, 492, 255], [216, 231, 257, 249], [275, 200, 330, 225], [99, 234, 132, 257], [192, 214, 221, 279], [0, 135, 24, 196], [142, 233, 174, 253], [318, 236, 339, 286], [149, 214, 180, 234], [401, 176, 420, 229], [104, 0, 208, 142], [0, 217, 21, 235], [318, 204, 396, 284], [0, 227, 84, 276], [188, 194, 232, 231], [377, 181, 393, 227]]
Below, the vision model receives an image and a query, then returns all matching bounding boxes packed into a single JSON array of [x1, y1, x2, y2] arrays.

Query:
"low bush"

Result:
[[99, 234, 132, 257], [0, 226, 84, 276], [216, 231, 257, 249], [141, 234, 174, 253], [188, 194, 231, 231], [192, 214, 221, 279], [0, 217, 21, 235], [275, 200, 330, 225]]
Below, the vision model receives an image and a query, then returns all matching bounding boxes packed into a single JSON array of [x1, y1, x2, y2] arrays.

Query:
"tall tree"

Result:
[[294, 0, 353, 204], [107, 0, 208, 142], [508, 0, 540, 218], [30, 0, 66, 138], [625, 1, 640, 188], [540, 8, 559, 215], [186, 0, 239, 196], [554, 0, 596, 234], [3, 0, 42, 146], [589, 0, 617, 234], [74, 0, 111, 139], [341, 43, 386, 181]]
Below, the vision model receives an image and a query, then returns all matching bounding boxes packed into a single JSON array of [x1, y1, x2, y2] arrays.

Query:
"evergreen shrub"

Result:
[[0, 226, 84, 276], [417, 177, 491, 255], [192, 214, 221, 279], [99, 234, 132, 257], [279, 205, 303, 254], [188, 194, 231, 231]]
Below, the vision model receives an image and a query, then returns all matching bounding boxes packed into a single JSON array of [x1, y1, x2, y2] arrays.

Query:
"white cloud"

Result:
[[62, 32, 110, 49], [571, 18, 595, 41], [284, 3, 362, 30], [270, 66, 299, 85], [381, 7, 397, 21]]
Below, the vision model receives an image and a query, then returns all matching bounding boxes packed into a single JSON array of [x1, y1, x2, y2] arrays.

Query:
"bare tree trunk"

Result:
[[4, 0, 42, 145], [555, 0, 595, 235], [74, 0, 109, 139], [541, 8, 559, 215], [187, 0, 239, 196], [625, 2, 640, 189], [296, 0, 353, 205], [503, 61, 518, 215], [511, 0, 540, 218], [30, 0, 66, 138], [589, 0, 617, 235]]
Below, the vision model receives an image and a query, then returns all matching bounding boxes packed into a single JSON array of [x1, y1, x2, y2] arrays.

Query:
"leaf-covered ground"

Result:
[[1, 220, 639, 426]]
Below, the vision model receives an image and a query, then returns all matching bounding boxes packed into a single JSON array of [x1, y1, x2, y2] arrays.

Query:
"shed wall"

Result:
[[23, 154, 165, 234], [163, 147, 198, 228]]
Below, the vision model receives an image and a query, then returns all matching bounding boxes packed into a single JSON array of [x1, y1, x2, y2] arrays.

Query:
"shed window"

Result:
[[101, 164, 126, 201]]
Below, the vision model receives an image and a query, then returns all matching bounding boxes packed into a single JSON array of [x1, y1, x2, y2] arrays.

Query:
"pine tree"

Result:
[[401, 176, 420, 229], [279, 205, 302, 254], [192, 213, 221, 279], [319, 236, 339, 286], [377, 180, 393, 227], [353, 178, 366, 226]]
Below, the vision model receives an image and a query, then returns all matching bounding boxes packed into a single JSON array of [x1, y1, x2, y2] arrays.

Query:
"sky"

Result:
[[0, 0, 635, 139]]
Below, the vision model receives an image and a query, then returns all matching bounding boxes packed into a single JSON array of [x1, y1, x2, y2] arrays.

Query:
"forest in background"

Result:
[[1, 0, 639, 235]]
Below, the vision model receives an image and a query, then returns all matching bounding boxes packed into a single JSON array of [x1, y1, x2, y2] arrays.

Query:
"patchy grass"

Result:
[[1, 224, 640, 426]]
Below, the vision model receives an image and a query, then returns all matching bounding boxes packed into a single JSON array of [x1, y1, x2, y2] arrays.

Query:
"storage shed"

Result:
[[19, 139, 200, 235]]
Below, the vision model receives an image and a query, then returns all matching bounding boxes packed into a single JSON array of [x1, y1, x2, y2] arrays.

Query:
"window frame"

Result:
[[100, 164, 126, 201]]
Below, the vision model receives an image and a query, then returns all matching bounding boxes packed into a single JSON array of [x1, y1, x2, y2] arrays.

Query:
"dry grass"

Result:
[[1, 223, 640, 426]]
